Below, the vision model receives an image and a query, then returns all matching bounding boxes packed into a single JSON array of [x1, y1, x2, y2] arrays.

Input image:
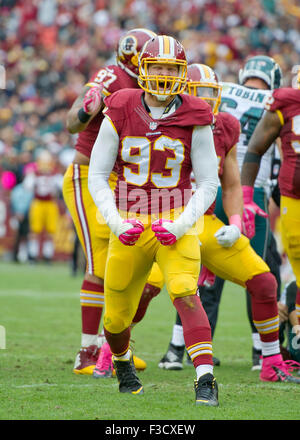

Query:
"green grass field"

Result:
[[1, 261, 300, 421]]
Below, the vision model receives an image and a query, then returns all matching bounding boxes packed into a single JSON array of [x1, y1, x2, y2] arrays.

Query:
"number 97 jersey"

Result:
[[220, 82, 273, 190], [265, 87, 300, 199]]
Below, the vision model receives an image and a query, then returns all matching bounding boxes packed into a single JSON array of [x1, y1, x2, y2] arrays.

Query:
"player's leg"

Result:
[[201, 215, 300, 383], [63, 164, 107, 374], [103, 227, 155, 394], [280, 196, 300, 326], [43, 200, 59, 262], [28, 199, 43, 262], [157, 232, 218, 406]]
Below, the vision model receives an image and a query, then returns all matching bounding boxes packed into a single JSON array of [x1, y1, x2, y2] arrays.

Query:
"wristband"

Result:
[[229, 214, 242, 232], [78, 108, 91, 123]]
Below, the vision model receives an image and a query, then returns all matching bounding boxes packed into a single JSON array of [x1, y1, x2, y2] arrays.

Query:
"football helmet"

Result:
[[138, 35, 187, 100], [239, 55, 282, 89], [116, 28, 157, 79], [186, 63, 222, 114]]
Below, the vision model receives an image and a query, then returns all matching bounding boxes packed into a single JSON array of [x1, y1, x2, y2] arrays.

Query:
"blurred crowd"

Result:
[[0, 0, 300, 262]]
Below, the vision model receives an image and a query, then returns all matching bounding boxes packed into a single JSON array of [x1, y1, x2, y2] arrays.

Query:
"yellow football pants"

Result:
[[280, 195, 300, 288]]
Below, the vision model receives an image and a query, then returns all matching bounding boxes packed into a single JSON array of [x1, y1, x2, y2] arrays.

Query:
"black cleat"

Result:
[[113, 353, 144, 395], [158, 343, 185, 370], [251, 347, 262, 371], [194, 373, 219, 407]]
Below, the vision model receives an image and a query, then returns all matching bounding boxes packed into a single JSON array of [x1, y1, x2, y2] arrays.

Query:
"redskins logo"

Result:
[[120, 35, 138, 55]]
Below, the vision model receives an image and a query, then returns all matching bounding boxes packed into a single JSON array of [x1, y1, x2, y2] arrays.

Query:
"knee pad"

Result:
[[169, 274, 197, 299], [246, 272, 277, 302], [105, 254, 134, 291], [103, 312, 130, 335], [287, 235, 300, 259]]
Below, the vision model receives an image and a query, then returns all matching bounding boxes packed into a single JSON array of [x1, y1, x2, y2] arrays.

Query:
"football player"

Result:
[[196, 56, 283, 370], [25, 150, 61, 263], [88, 35, 220, 406], [241, 67, 300, 329], [63, 28, 159, 376], [148, 63, 299, 384]]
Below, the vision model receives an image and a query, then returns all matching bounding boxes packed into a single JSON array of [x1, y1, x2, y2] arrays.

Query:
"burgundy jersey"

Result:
[[34, 172, 59, 201], [75, 65, 138, 158], [103, 88, 213, 215], [267, 87, 300, 199], [205, 112, 241, 215]]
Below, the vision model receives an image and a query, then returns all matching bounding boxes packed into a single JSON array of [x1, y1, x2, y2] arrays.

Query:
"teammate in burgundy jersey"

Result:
[[63, 29, 156, 376], [241, 83, 300, 329], [138, 63, 300, 385], [89, 36, 220, 405]]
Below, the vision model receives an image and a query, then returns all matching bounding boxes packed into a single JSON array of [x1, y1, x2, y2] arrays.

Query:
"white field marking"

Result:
[[12, 383, 118, 389], [0, 289, 76, 299]]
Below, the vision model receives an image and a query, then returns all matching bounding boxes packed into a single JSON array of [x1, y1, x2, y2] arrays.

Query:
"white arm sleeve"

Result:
[[88, 116, 124, 236], [167, 125, 218, 239]]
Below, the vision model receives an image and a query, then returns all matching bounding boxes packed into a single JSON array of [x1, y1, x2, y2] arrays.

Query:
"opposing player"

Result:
[[196, 56, 283, 370], [25, 150, 61, 263], [241, 68, 300, 331], [88, 35, 220, 406], [63, 28, 158, 375], [145, 63, 300, 384]]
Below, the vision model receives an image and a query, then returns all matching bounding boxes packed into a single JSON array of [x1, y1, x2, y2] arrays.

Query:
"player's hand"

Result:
[[152, 219, 177, 246], [82, 86, 103, 115], [277, 301, 288, 323], [242, 186, 268, 239], [214, 224, 241, 248], [118, 219, 144, 246], [198, 266, 216, 287]]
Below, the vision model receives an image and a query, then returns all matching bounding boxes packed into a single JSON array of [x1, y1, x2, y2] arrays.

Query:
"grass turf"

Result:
[[0, 261, 300, 421]]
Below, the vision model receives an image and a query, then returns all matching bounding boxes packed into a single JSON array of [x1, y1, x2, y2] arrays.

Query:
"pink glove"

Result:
[[198, 266, 216, 287], [152, 219, 177, 246], [83, 86, 103, 115], [242, 186, 268, 239], [118, 219, 144, 246]]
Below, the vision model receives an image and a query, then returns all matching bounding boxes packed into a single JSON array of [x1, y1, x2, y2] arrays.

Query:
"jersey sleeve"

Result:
[[103, 89, 132, 133], [220, 112, 241, 154], [85, 65, 120, 96]]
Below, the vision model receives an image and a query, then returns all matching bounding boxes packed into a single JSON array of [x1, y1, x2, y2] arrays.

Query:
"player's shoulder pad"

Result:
[[104, 88, 140, 110], [268, 87, 300, 111], [181, 94, 214, 125], [218, 112, 241, 133]]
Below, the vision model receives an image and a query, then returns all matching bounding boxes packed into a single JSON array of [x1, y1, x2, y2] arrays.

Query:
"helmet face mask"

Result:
[[186, 64, 222, 114], [116, 28, 157, 79], [239, 55, 282, 89], [138, 35, 187, 100]]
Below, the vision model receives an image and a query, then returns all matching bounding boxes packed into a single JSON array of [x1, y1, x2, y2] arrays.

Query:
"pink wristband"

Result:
[[242, 185, 254, 203], [229, 214, 242, 232]]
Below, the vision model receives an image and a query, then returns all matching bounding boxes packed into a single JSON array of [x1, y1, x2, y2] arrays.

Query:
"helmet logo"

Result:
[[120, 36, 138, 55]]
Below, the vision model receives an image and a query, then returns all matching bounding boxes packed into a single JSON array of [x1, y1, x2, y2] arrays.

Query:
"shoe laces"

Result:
[[195, 376, 216, 399], [283, 359, 300, 373], [116, 360, 140, 387]]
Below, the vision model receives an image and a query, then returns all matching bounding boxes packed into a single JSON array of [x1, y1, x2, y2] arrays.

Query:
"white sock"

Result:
[[42, 240, 54, 259], [261, 340, 280, 357], [81, 333, 98, 348], [113, 349, 131, 361], [196, 364, 214, 380], [171, 324, 185, 347], [28, 239, 39, 258], [252, 332, 262, 351]]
